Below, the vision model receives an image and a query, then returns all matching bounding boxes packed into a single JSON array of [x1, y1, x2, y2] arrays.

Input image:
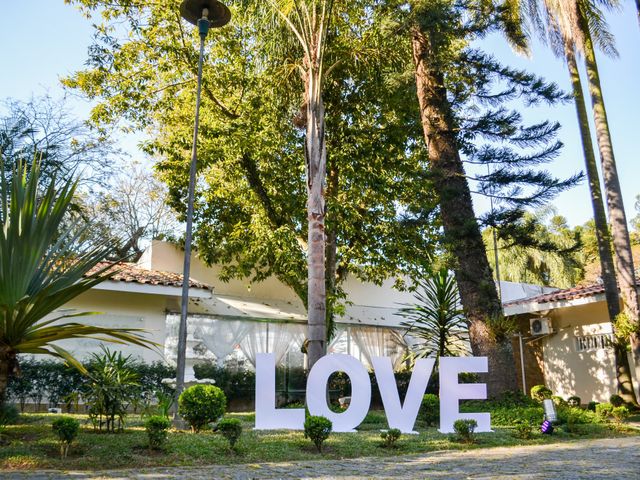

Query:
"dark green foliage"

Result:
[[0, 403, 19, 431], [461, 392, 542, 426], [595, 403, 614, 421], [567, 396, 581, 407], [453, 419, 478, 444], [304, 416, 332, 453], [145, 415, 171, 450], [609, 394, 624, 407], [215, 417, 243, 449], [611, 406, 630, 423], [193, 364, 256, 404], [52, 417, 80, 459], [178, 385, 226, 433], [7, 358, 174, 413], [421, 394, 440, 426], [587, 401, 598, 412], [557, 407, 598, 426], [380, 428, 401, 448], [512, 420, 534, 439], [530, 385, 552, 402]]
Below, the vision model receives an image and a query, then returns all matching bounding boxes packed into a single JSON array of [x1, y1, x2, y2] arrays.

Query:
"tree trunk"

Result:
[[582, 21, 640, 386], [305, 61, 328, 369], [566, 43, 636, 403], [0, 348, 17, 405], [411, 26, 517, 397]]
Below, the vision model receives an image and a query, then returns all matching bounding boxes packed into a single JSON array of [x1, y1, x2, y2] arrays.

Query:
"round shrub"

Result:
[[52, 417, 80, 459], [587, 401, 598, 412], [145, 415, 171, 450], [611, 406, 630, 423], [178, 384, 226, 432], [380, 428, 401, 448], [567, 396, 581, 408], [512, 420, 534, 439], [304, 415, 332, 453], [530, 385, 552, 402], [421, 394, 440, 426], [453, 418, 477, 443], [609, 394, 624, 407], [552, 396, 567, 407], [215, 417, 242, 449]]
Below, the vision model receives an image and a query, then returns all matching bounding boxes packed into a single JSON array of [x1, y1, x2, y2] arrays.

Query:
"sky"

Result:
[[0, 1, 639, 227]]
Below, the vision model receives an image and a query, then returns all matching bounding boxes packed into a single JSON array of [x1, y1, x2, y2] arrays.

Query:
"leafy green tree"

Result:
[[64, 1, 439, 356], [0, 162, 155, 404], [399, 267, 469, 359], [522, 0, 637, 404], [394, 0, 578, 395]]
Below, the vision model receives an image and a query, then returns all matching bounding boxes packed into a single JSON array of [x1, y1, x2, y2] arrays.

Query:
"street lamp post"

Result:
[[175, 0, 231, 409]]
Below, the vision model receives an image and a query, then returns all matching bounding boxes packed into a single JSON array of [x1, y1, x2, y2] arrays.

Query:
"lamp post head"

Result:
[[180, 0, 231, 28]]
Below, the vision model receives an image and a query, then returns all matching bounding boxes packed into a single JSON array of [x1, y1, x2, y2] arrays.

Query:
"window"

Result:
[[574, 333, 614, 353]]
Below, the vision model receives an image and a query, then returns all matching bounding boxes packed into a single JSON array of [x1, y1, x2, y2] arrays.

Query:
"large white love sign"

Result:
[[255, 353, 491, 434]]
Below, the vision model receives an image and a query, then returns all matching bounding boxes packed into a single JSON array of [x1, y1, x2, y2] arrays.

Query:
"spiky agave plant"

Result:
[[0, 161, 156, 403]]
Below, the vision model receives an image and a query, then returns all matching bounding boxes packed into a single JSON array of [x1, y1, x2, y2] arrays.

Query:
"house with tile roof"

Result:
[[52, 240, 554, 385], [504, 282, 640, 403]]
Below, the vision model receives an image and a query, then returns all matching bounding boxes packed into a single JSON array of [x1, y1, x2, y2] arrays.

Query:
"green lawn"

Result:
[[1, 412, 637, 471]]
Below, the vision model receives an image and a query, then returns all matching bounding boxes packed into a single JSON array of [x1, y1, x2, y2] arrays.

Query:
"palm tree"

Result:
[[522, 0, 638, 403], [483, 210, 584, 288], [264, 0, 334, 368], [399, 268, 469, 360], [0, 161, 155, 404]]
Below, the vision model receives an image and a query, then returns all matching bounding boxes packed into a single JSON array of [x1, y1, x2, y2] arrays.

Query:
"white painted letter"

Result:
[[438, 356, 491, 433], [306, 354, 371, 432], [255, 353, 304, 430], [373, 356, 435, 434]]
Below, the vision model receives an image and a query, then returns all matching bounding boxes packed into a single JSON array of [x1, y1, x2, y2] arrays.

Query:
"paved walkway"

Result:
[[2, 436, 639, 479]]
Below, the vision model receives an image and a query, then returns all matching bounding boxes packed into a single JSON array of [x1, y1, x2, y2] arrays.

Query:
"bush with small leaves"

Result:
[[595, 402, 614, 421], [52, 417, 80, 459], [453, 419, 478, 444], [145, 415, 171, 450], [421, 394, 440, 426], [551, 396, 567, 407], [611, 406, 630, 424], [587, 401, 598, 412], [609, 394, 624, 407], [530, 385, 552, 402], [512, 420, 534, 439], [304, 415, 332, 453], [567, 396, 581, 408], [215, 417, 242, 449], [380, 428, 401, 448], [178, 384, 226, 433]]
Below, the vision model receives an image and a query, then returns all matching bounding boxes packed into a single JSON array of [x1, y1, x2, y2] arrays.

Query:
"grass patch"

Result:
[[0, 412, 638, 471]]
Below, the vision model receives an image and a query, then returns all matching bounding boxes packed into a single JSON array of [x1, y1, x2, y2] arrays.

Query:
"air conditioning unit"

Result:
[[530, 317, 553, 335]]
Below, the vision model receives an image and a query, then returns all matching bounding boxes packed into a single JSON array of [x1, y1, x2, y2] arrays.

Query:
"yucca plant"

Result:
[[0, 160, 155, 404], [399, 268, 469, 360]]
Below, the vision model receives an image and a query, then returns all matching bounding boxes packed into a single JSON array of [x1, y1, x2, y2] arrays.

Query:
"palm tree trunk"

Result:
[[411, 26, 517, 396], [0, 348, 17, 405], [581, 21, 640, 383], [305, 62, 328, 369], [566, 43, 636, 403]]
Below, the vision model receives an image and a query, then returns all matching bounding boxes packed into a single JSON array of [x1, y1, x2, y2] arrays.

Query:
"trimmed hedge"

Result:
[[6, 357, 175, 412]]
